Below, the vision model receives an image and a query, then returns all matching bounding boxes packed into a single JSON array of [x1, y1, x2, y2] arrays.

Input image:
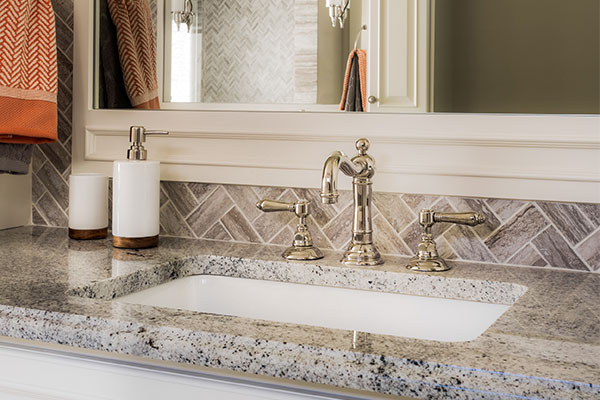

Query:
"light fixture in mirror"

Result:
[[94, 0, 599, 114]]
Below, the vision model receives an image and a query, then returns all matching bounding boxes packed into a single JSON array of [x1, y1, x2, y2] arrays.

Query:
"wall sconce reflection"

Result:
[[172, 0, 195, 32], [326, 0, 350, 28]]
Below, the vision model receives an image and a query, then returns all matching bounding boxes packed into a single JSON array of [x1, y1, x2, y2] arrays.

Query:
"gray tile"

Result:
[[485, 198, 528, 222], [161, 182, 199, 218], [204, 222, 233, 241], [254, 186, 286, 199], [160, 202, 194, 238], [537, 202, 595, 246], [32, 205, 46, 225], [57, 109, 72, 144], [507, 244, 547, 267], [187, 182, 217, 203], [292, 188, 338, 228], [333, 190, 354, 214], [532, 226, 589, 271], [373, 192, 414, 233], [56, 45, 73, 87], [36, 162, 69, 210], [38, 142, 71, 175], [55, 15, 73, 56], [224, 185, 261, 222], [252, 191, 297, 242], [443, 225, 497, 263], [36, 193, 68, 227], [31, 174, 46, 203], [576, 228, 600, 271], [51, 0, 73, 26], [322, 203, 354, 250], [56, 78, 72, 115], [436, 237, 457, 260], [32, 146, 47, 173], [270, 226, 295, 246], [577, 203, 600, 227], [186, 187, 233, 237], [485, 205, 549, 262], [447, 197, 501, 240], [372, 214, 410, 255], [401, 193, 441, 212], [220, 207, 261, 243], [159, 188, 168, 207]]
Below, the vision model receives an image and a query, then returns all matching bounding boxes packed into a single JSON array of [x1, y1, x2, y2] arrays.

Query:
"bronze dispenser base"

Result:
[[112, 235, 159, 249]]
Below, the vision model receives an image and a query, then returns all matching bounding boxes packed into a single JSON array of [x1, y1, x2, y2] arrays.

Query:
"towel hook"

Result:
[[353, 25, 367, 50]]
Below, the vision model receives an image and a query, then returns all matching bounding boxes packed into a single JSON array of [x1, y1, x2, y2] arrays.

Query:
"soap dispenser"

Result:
[[112, 126, 168, 249]]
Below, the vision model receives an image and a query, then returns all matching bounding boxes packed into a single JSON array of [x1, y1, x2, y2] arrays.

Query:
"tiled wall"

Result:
[[202, 0, 318, 104], [32, 0, 599, 273]]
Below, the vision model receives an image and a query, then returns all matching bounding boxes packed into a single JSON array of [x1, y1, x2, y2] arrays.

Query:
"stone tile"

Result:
[[485, 205, 549, 262], [55, 15, 73, 57], [443, 225, 497, 263], [38, 142, 70, 175], [507, 244, 547, 267], [577, 203, 600, 227], [447, 197, 501, 240], [322, 203, 354, 249], [292, 188, 338, 228], [270, 226, 295, 246], [575, 228, 600, 271], [373, 192, 414, 233], [372, 214, 410, 255], [224, 184, 261, 222], [220, 207, 261, 243], [401, 193, 441, 212], [31, 174, 46, 204], [159, 188, 168, 207], [31, 206, 46, 225], [537, 202, 595, 246], [485, 199, 528, 222], [36, 193, 68, 227], [57, 111, 72, 144], [436, 237, 457, 260], [36, 162, 69, 210], [32, 146, 47, 173], [532, 226, 589, 271], [51, 0, 73, 26], [56, 79, 72, 116], [56, 46, 73, 87], [161, 182, 199, 218], [160, 202, 194, 238], [187, 182, 218, 204], [252, 191, 297, 242], [254, 186, 286, 199], [204, 222, 233, 241], [186, 187, 233, 237], [333, 190, 354, 214]]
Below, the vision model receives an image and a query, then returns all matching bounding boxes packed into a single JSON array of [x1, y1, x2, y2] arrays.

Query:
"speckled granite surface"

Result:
[[0, 226, 598, 399]]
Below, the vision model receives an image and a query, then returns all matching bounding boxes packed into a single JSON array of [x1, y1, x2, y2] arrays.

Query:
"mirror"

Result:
[[94, 0, 599, 114]]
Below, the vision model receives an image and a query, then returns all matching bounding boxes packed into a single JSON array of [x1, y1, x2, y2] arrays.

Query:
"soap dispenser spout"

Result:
[[127, 126, 169, 160]]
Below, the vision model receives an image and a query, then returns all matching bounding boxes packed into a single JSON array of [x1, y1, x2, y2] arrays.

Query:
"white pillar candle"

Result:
[[68, 174, 108, 232]]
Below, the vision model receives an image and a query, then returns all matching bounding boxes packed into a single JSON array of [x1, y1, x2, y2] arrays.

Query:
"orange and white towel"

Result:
[[107, 0, 160, 109], [339, 49, 367, 111], [0, 0, 58, 144]]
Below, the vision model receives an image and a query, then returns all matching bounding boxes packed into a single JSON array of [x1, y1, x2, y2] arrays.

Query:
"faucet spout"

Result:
[[320, 151, 365, 204], [319, 139, 383, 266]]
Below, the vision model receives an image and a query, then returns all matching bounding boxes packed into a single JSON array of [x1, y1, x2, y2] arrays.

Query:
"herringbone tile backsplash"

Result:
[[32, 0, 599, 274]]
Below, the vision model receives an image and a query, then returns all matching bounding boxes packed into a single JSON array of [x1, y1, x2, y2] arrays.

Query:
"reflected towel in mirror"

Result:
[[339, 49, 367, 112]]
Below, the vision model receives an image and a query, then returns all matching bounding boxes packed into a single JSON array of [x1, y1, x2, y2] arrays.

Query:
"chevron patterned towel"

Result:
[[107, 0, 159, 109], [339, 49, 367, 112], [0, 0, 58, 144]]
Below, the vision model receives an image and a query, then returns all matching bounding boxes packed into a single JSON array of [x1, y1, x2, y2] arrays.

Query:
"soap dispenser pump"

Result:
[[112, 126, 168, 249]]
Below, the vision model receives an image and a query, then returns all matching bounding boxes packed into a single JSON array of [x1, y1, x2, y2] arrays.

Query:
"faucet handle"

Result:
[[256, 199, 323, 261], [407, 209, 486, 272]]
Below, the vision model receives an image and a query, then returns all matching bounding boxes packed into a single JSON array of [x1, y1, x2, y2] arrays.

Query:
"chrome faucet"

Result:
[[320, 138, 383, 266]]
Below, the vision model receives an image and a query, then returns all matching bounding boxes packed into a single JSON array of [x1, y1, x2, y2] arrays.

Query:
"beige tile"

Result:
[[532, 227, 589, 271], [220, 207, 261, 243], [576, 228, 600, 271], [373, 192, 414, 233], [186, 187, 233, 237]]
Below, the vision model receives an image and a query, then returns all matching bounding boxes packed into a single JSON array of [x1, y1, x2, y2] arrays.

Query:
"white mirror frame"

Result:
[[73, 0, 599, 203]]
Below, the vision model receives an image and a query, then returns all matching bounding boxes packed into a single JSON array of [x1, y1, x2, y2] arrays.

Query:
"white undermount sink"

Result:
[[116, 275, 510, 342]]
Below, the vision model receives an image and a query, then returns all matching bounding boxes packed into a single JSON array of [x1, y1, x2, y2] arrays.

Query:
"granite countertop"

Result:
[[0, 226, 598, 399]]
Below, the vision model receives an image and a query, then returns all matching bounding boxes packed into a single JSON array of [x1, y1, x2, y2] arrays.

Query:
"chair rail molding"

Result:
[[73, 0, 600, 204]]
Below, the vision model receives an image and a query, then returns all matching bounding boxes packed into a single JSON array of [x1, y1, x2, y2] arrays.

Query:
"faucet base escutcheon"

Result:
[[342, 243, 383, 266]]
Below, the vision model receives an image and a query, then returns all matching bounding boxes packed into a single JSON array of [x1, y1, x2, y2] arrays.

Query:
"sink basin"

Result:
[[116, 275, 510, 342]]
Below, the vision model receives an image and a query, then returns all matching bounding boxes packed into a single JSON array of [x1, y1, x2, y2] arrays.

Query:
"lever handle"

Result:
[[256, 200, 295, 213], [433, 212, 486, 226], [145, 130, 170, 136]]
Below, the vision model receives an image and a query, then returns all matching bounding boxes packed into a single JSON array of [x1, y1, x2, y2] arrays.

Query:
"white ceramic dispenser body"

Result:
[[112, 160, 160, 248]]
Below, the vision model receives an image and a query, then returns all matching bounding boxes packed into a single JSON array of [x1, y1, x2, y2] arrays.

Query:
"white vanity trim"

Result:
[[72, 0, 600, 203]]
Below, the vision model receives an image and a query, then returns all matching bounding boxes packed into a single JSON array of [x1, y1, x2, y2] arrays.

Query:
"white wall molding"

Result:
[[73, 0, 600, 204]]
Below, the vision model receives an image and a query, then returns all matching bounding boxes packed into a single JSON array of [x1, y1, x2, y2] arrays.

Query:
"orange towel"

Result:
[[107, 0, 160, 109], [339, 49, 367, 111], [0, 0, 58, 144]]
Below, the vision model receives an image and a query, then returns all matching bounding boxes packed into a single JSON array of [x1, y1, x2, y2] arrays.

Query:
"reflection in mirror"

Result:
[[94, 0, 599, 114]]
